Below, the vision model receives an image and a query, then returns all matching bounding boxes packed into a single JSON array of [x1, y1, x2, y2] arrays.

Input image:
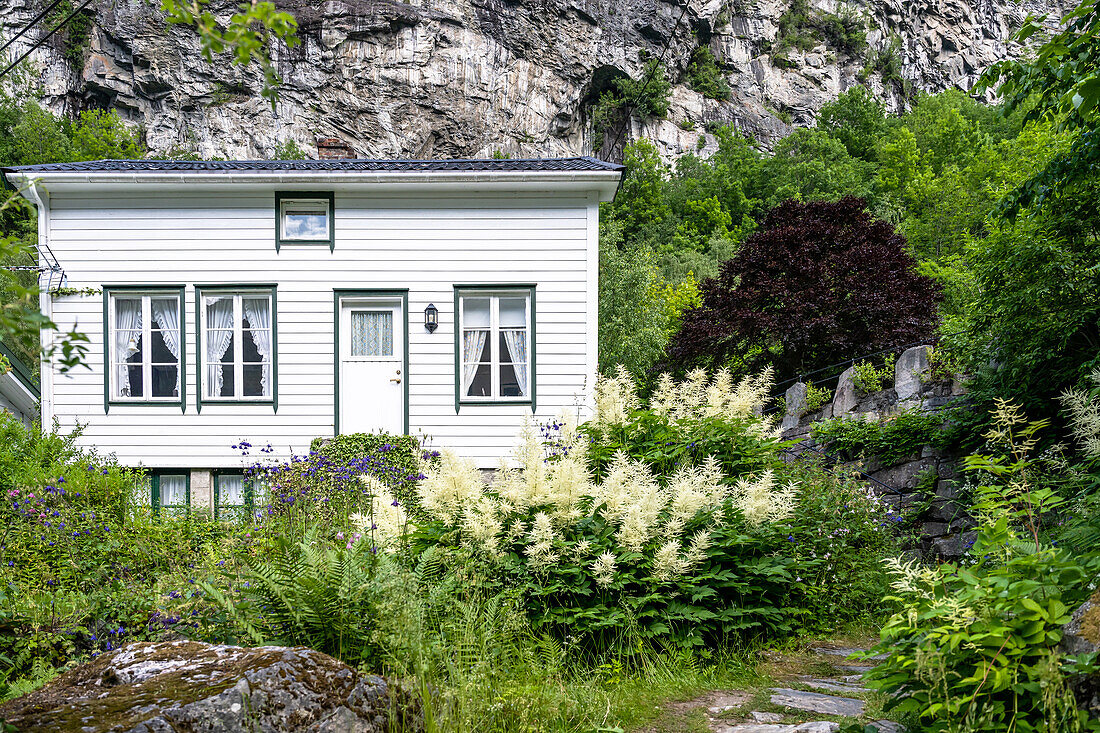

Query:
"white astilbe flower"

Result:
[[1060, 369, 1100, 458], [683, 529, 712, 566], [664, 456, 728, 531], [591, 551, 617, 587], [652, 539, 690, 581], [571, 538, 593, 560], [590, 452, 669, 549], [417, 449, 485, 524], [493, 419, 592, 522], [593, 365, 640, 429], [352, 476, 411, 548], [524, 511, 559, 570], [462, 494, 504, 556], [649, 373, 677, 420], [731, 469, 796, 527], [646, 367, 775, 430], [885, 556, 978, 628]]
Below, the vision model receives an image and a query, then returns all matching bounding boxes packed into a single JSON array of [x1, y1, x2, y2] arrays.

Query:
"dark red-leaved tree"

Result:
[[667, 197, 941, 380]]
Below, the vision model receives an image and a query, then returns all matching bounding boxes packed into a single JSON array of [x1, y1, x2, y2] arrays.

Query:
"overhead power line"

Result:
[[0, 0, 96, 81], [606, 1, 691, 157], [0, 0, 68, 57]]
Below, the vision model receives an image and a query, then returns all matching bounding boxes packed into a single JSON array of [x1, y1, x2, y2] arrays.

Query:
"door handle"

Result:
[[390, 377, 402, 384]]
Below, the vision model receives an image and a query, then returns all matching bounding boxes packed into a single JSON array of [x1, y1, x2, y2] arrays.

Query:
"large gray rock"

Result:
[[1063, 591, 1100, 719], [782, 381, 808, 430], [832, 366, 859, 417], [0, 0, 1070, 162], [895, 345, 932, 403], [0, 641, 421, 733]]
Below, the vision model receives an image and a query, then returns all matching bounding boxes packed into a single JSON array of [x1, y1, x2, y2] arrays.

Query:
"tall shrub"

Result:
[[667, 197, 941, 381]]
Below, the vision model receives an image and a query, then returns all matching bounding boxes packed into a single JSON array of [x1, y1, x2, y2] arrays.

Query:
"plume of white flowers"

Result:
[[351, 476, 411, 548], [664, 456, 728, 535], [1060, 369, 1100, 458], [462, 494, 504, 556], [731, 469, 796, 527], [588, 452, 671, 550], [493, 416, 592, 520], [647, 366, 777, 435], [524, 511, 559, 570], [652, 539, 691, 581], [683, 529, 712, 566], [416, 449, 486, 524], [592, 365, 640, 429], [591, 551, 617, 587], [885, 556, 977, 628]]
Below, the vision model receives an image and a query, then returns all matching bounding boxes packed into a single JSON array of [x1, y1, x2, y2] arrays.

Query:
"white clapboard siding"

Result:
[[43, 189, 599, 468]]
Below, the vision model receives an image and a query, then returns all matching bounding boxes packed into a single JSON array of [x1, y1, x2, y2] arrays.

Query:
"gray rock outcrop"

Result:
[[0, 0, 1070, 161], [0, 640, 422, 732], [1063, 591, 1100, 720]]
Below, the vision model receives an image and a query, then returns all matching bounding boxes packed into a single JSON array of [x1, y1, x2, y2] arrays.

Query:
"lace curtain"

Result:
[[114, 299, 141, 397], [151, 299, 181, 396], [462, 330, 487, 395], [502, 329, 528, 396], [244, 297, 272, 396], [205, 297, 234, 397]]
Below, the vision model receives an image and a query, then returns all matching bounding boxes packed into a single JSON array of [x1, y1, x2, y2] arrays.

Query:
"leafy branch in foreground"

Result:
[[160, 0, 300, 104], [977, 0, 1100, 216], [0, 188, 90, 374]]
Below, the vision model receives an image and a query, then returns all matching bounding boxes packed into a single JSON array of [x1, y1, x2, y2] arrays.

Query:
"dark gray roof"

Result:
[[3, 157, 623, 173]]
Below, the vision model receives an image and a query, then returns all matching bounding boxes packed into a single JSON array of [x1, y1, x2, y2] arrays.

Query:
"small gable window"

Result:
[[276, 192, 334, 249]]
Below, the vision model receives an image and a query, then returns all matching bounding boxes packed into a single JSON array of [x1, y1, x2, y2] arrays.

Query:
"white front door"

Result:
[[338, 296, 405, 435]]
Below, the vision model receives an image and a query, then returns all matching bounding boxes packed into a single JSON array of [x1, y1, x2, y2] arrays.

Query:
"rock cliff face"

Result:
[[0, 0, 1068, 160]]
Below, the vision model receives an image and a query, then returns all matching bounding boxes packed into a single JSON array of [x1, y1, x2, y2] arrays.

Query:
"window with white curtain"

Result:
[[154, 471, 189, 515], [215, 472, 250, 520], [457, 290, 532, 401], [107, 291, 182, 402], [199, 289, 275, 401]]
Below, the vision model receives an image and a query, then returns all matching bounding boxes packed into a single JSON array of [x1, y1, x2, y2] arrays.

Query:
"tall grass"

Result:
[[365, 550, 757, 733]]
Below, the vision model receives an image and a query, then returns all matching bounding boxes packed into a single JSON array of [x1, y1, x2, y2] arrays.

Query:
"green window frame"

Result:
[[275, 191, 335, 251], [214, 470, 253, 521], [453, 284, 536, 412], [151, 470, 190, 516], [101, 286, 186, 413], [195, 285, 278, 412]]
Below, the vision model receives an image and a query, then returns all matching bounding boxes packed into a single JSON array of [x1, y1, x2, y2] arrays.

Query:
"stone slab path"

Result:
[[640, 640, 903, 733]]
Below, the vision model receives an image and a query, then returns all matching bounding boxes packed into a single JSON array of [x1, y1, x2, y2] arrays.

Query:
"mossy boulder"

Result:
[[1063, 590, 1100, 720], [0, 640, 422, 732]]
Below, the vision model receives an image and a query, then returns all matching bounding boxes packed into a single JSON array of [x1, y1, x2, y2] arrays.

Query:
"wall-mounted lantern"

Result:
[[424, 303, 439, 334]]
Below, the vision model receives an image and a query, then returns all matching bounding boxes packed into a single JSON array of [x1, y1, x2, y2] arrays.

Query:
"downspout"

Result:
[[22, 179, 53, 428]]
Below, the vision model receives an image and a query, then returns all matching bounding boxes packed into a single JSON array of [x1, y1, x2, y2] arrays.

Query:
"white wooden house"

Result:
[[1, 158, 621, 514]]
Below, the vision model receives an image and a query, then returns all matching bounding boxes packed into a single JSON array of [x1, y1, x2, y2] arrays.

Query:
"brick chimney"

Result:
[[317, 137, 354, 159]]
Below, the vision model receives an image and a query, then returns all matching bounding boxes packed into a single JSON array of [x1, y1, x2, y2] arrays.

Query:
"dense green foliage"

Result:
[[685, 47, 730, 100], [865, 403, 1100, 732], [0, 414, 227, 682], [812, 409, 946, 466]]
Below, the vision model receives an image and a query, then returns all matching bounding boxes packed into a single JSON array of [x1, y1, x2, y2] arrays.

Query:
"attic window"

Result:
[[276, 191, 334, 250]]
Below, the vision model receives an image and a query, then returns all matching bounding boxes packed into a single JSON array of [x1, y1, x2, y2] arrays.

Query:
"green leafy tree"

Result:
[[951, 206, 1100, 416], [597, 221, 671, 379], [978, 0, 1100, 216], [816, 86, 887, 161], [68, 109, 146, 160]]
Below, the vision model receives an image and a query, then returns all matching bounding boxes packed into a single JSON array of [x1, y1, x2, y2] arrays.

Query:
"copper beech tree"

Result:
[[667, 197, 941, 381]]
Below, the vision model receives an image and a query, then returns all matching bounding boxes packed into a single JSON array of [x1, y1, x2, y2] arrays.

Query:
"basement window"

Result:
[[276, 191, 334, 249]]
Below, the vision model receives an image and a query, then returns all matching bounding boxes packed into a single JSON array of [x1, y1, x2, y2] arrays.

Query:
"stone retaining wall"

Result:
[[779, 346, 975, 558]]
